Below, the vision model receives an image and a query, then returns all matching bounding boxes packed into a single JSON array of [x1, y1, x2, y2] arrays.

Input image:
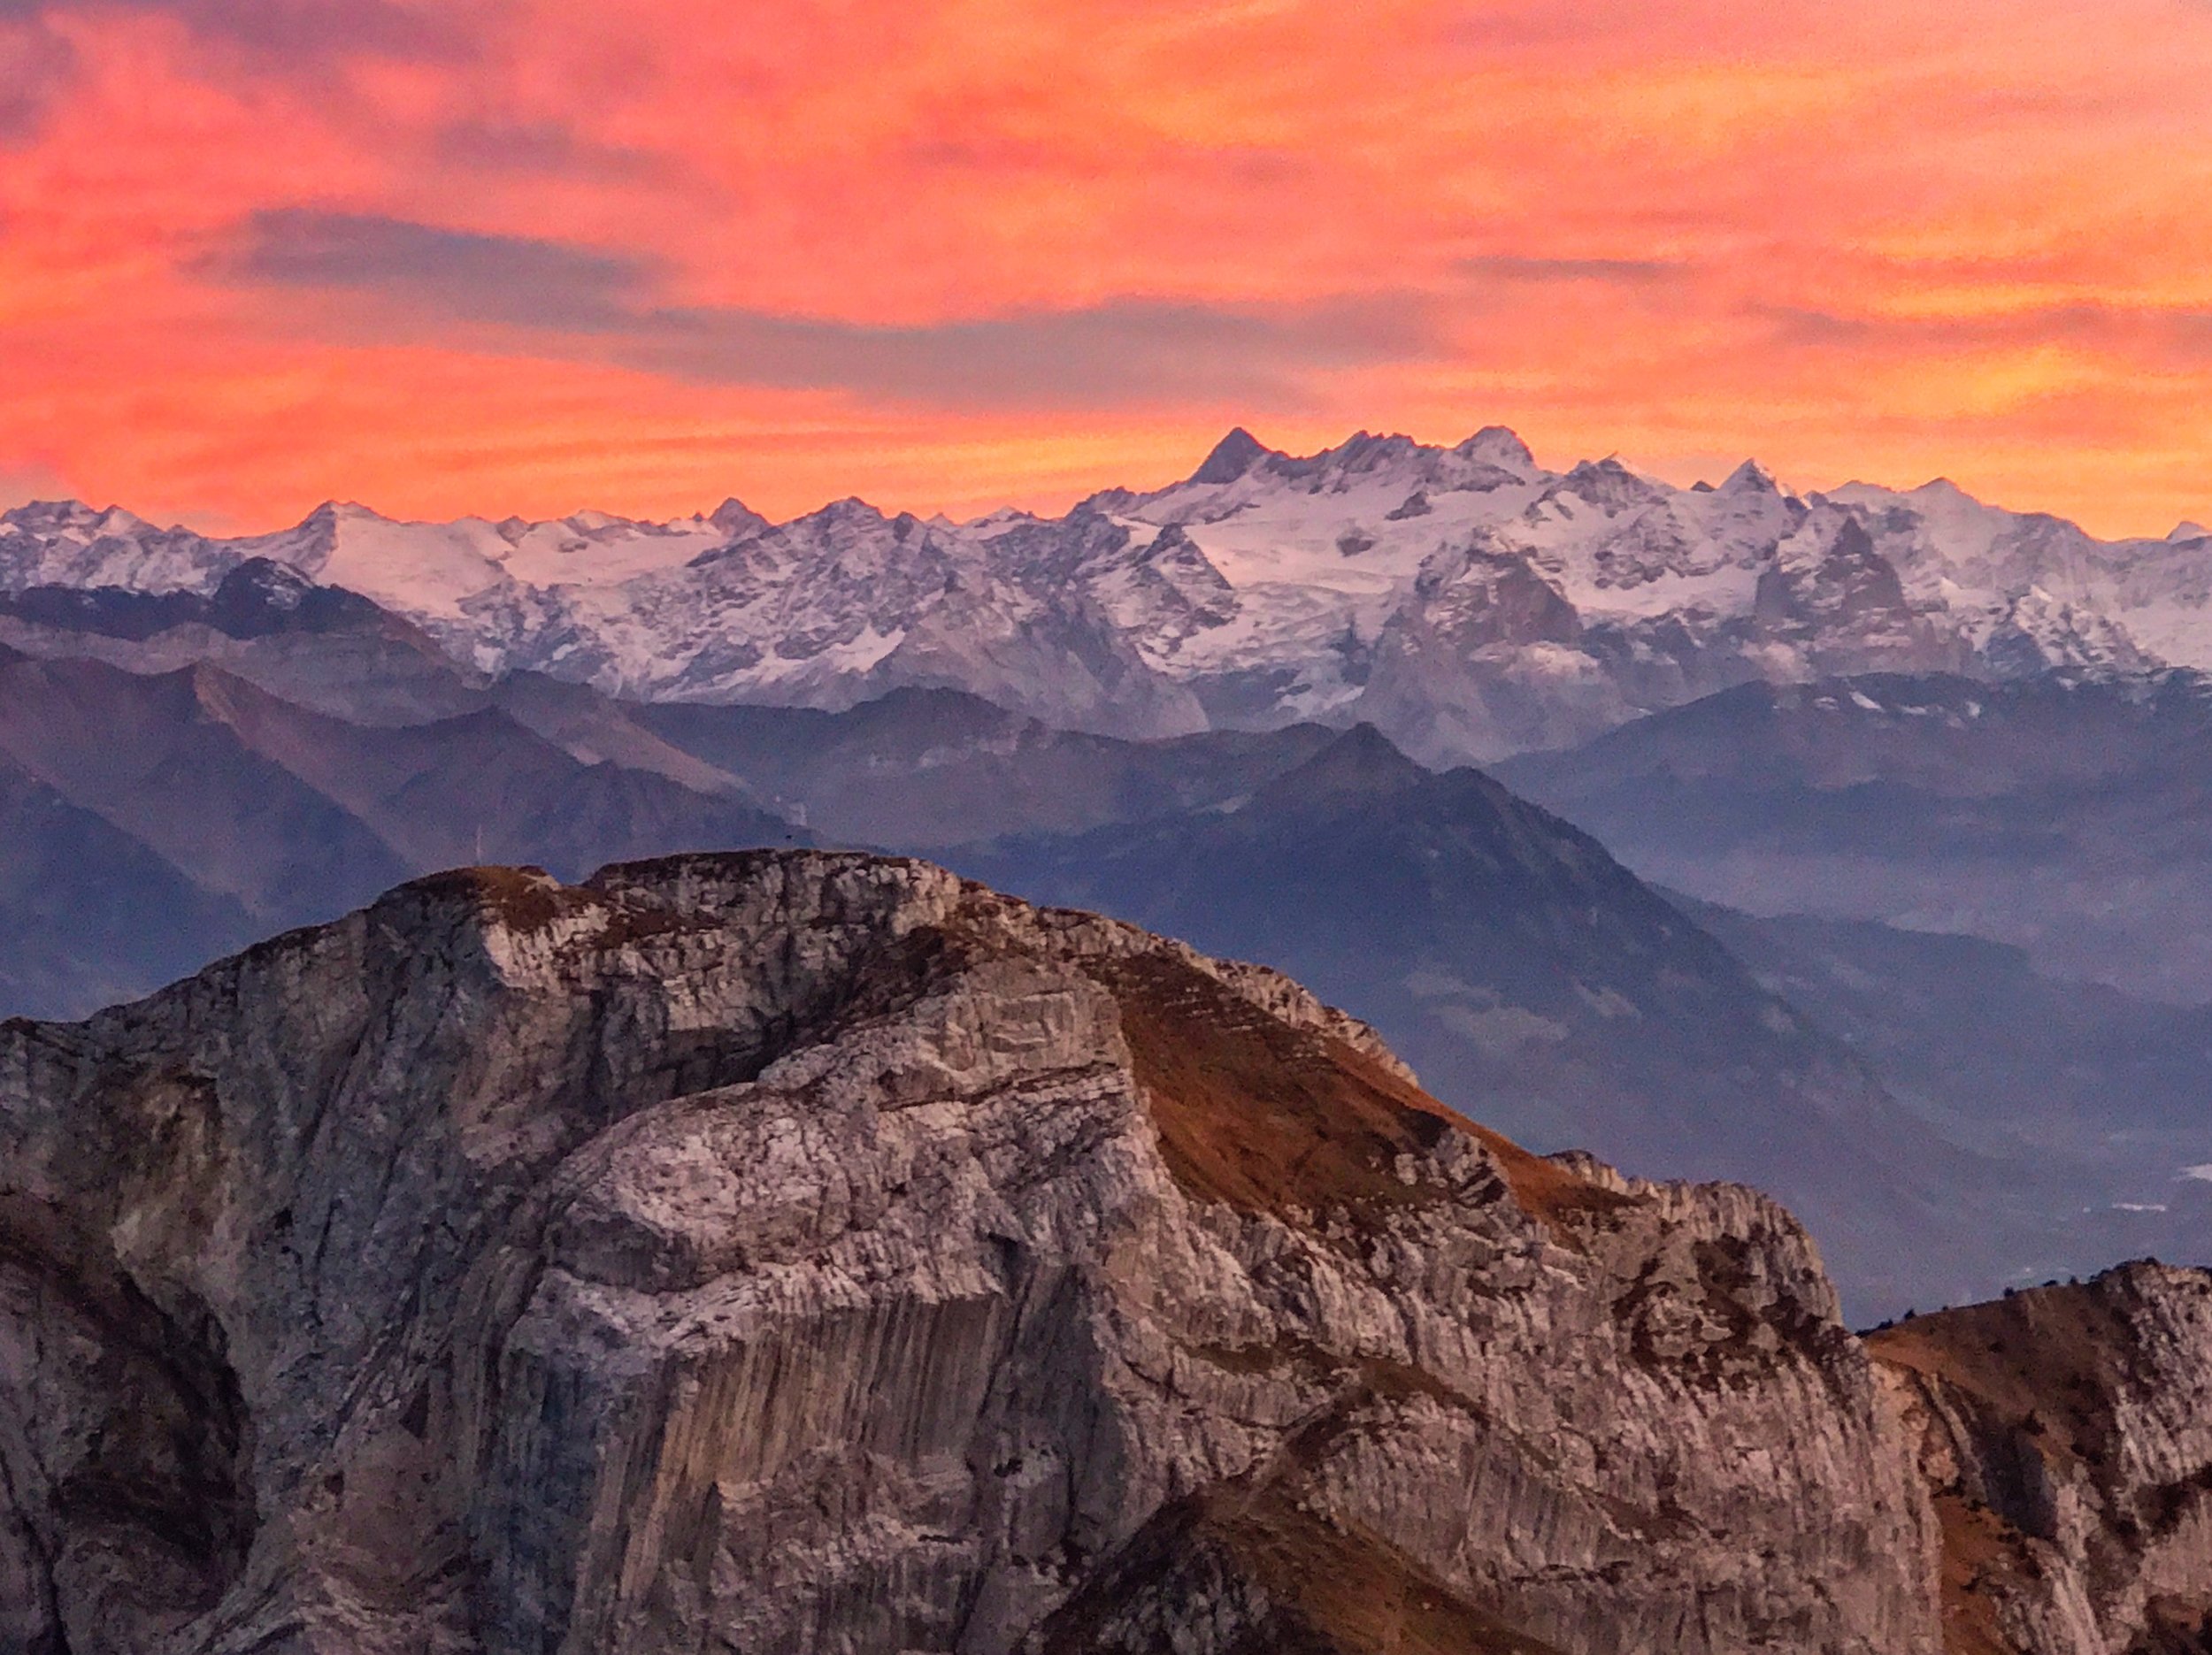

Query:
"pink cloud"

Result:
[[2, 0, 2211, 535]]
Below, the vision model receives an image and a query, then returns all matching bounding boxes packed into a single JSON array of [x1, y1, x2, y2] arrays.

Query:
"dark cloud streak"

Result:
[[1458, 254, 1686, 284], [216, 209, 655, 329], [0, 15, 73, 141], [208, 208, 1443, 407], [0, 0, 467, 61], [432, 119, 669, 181]]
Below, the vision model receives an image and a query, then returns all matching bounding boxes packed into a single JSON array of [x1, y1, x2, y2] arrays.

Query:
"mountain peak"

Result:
[[1259, 722, 1427, 808], [302, 500, 393, 531], [1455, 425, 1535, 471], [2, 499, 150, 538], [1721, 458, 1779, 495], [1555, 456, 1659, 513], [2, 498, 88, 523], [804, 495, 890, 533], [1189, 426, 1272, 485], [1318, 430, 1422, 475], [710, 496, 769, 537]]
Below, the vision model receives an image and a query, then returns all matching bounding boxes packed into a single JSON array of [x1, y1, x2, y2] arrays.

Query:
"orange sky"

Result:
[[4, 0, 2212, 537]]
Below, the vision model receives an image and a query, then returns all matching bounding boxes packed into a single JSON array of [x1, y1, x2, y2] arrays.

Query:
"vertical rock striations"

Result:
[[0, 849, 2195, 1651]]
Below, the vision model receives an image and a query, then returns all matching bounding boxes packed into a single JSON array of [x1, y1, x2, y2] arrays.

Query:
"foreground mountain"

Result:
[[1496, 670, 2212, 999], [0, 850, 2202, 1653], [12, 430, 2212, 762]]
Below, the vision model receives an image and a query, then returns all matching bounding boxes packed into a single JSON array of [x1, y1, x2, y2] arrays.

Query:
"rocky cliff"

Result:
[[0, 850, 2200, 1653], [1872, 1267, 2212, 1655]]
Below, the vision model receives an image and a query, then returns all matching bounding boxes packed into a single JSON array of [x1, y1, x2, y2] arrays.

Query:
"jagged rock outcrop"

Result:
[[1872, 1265, 2212, 1655], [0, 849, 2197, 1653]]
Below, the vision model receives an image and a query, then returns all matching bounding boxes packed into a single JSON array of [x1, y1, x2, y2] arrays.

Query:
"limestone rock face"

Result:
[[1872, 1265, 2212, 1655], [0, 848, 2158, 1652]]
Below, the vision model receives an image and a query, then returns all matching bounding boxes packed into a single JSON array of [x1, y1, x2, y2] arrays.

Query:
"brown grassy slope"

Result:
[[1091, 950, 1630, 1236]]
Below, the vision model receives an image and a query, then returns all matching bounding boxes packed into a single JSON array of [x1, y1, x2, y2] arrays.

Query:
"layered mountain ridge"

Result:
[[0, 634, 2195, 1318], [0, 849, 2203, 1654], [11, 427, 2212, 761]]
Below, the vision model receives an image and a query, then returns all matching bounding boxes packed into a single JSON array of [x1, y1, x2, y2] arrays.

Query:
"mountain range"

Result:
[[1, 434, 2208, 1324], [10, 426, 2212, 762]]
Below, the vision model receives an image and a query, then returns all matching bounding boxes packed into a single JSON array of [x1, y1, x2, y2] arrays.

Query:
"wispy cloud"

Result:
[[208, 208, 1443, 406], [1757, 299, 2212, 361]]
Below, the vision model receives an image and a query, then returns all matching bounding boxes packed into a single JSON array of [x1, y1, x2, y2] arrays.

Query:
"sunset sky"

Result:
[[4, 0, 2212, 536]]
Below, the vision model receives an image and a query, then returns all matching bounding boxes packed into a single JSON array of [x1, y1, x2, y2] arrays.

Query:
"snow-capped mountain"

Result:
[[8, 429, 2210, 760]]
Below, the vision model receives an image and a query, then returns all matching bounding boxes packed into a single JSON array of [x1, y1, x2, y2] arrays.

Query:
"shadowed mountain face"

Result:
[[941, 724, 2007, 1317], [0, 557, 495, 726], [1495, 670, 2212, 1000], [0, 557, 392, 643]]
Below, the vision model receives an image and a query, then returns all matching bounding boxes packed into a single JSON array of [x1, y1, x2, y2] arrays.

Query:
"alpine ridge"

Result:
[[11, 428, 2212, 762], [0, 850, 2205, 1654]]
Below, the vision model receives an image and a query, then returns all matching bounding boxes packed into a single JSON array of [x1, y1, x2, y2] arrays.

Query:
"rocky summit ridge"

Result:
[[8, 430, 2212, 761], [0, 849, 2204, 1653]]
